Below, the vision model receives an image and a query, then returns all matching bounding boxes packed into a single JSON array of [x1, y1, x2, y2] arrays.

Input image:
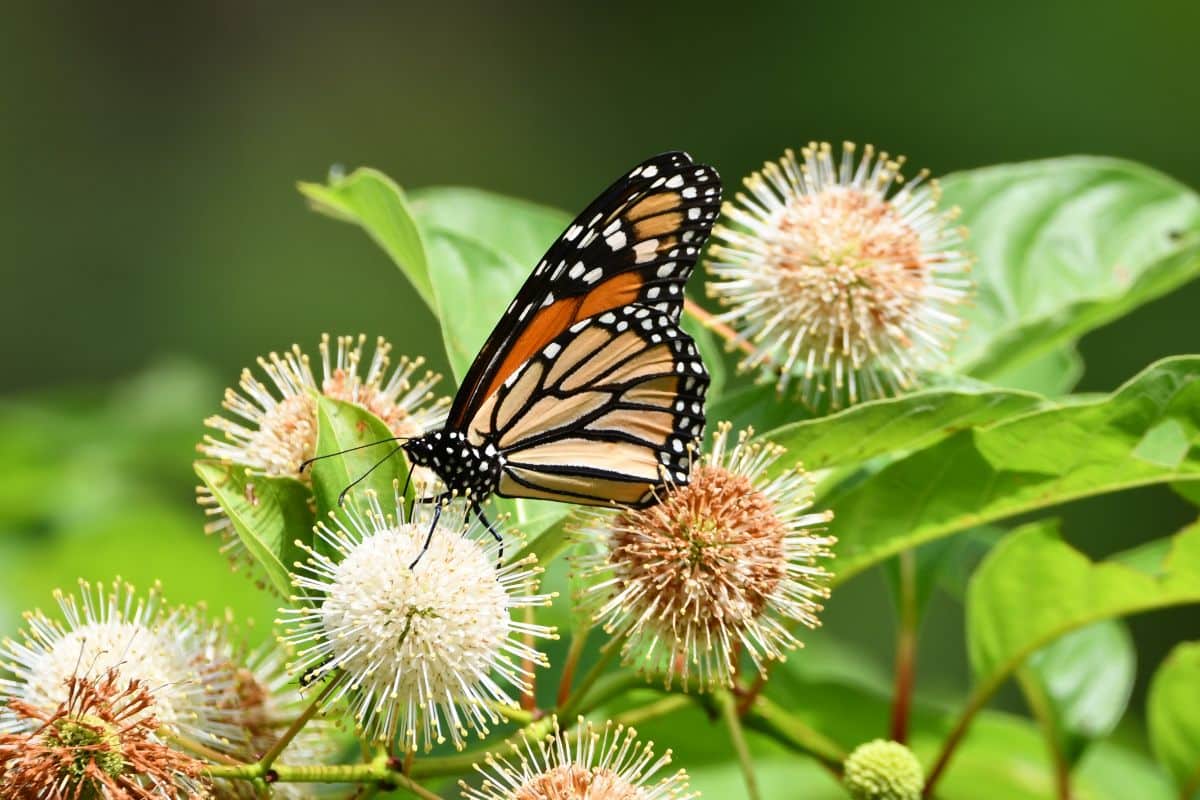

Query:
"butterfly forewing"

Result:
[[447, 152, 721, 429], [467, 304, 708, 507]]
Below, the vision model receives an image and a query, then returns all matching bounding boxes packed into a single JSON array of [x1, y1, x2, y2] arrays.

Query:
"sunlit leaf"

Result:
[[1019, 620, 1136, 761], [193, 460, 313, 597], [761, 385, 1042, 475], [830, 356, 1200, 583], [987, 344, 1085, 396], [298, 168, 433, 308], [967, 519, 1200, 704], [943, 157, 1200, 380], [1148, 640, 1200, 796], [310, 396, 412, 532]]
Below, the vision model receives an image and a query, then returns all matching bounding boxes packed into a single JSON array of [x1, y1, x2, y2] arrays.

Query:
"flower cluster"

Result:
[[278, 489, 556, 751], [462, 717, 696, 800], [575, 422, 835, 689], [0, 668, 204, 799], [708, 141, 972, 407]]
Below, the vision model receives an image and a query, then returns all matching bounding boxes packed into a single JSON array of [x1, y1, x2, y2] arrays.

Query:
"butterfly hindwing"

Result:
[[447, 152, 721, 428], [466, 304, 708, 507]]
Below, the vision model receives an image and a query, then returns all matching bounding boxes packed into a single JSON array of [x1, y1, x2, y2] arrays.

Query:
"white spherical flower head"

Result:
[[280, 492, 556, 751], [576, 422, 835, 690], [461, 717, 696, 800], [0, 581, 243, 756], [707, 141, 973, 408]]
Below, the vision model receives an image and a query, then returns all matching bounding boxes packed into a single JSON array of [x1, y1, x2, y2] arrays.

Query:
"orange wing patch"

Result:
[[480, 271, 646, 404]]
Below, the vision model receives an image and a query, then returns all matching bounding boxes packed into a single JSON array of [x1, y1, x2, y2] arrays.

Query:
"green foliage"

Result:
[[310, 396, 412, 526], [194, 461, 313, 598], [943, 157, 1200, 380], [1148, 641, 1200, 796], [1019, 620, 1136, 761], [298, 168, 434, 308], [968, 519, 1200, 703], [830, 357, 1200, 582], [8, 153, 1200, 796]]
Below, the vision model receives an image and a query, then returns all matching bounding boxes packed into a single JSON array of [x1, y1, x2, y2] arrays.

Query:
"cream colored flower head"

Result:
[[707, 141, 972, 408], [462, 716, 696, 800], [196, 333, 449, 570], [278, 489, 556, 751], [575, 422, 835, 690]]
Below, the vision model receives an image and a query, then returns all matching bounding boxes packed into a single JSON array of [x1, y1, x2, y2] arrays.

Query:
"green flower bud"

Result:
[[843, 739, 924, 800]]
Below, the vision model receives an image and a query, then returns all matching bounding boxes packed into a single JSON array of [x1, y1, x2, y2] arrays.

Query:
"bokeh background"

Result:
[[3, 0, 1199, 758]]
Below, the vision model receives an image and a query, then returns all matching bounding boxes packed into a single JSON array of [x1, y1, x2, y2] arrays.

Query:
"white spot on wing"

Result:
[[569, 261, 586, 279], [634, 239, 658, 263], [583, 267, 603, 284], [665, 175, 685, 189], [642, 165, 658, 178], [606, 230, 627, 250]]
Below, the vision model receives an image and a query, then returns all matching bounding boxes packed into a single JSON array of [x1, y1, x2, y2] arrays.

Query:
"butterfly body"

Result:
[[404, 152, 722, 545]]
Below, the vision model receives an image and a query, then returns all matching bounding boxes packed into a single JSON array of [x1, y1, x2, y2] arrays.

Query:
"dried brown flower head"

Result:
[[0, 669, 206, 799]]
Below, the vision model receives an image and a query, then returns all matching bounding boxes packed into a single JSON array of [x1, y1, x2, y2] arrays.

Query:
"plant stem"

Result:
[[261, 672, 344, 769], [683, 298, 756, 357], [890, 549, 919, 744], [556, 625, 592, 708], [744, 695, 846, 773], [923, 678, 997, 797], [521, 604, 538, 712], [614, 694, 690, 727], [558, 633, 623, 719], [716, 688, 761, 800], [1015, 669, 1071, 800]]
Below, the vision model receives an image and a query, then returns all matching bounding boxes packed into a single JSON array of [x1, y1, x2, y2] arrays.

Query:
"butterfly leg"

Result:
[[408, 498, 444, 571], [472, 502, 504, 568]]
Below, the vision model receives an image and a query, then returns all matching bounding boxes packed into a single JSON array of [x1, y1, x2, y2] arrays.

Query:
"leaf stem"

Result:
[[743, 695, 846, 773], [716, 688, 761, 800], [922, 677, 998, 796], [261, 672, 344, 769], [558, 633, 623, 719], [890, 549, 919, 744], [684, 298, 756, 357], [1015, 669, 1071, 800], [556, 626, 592, 708]]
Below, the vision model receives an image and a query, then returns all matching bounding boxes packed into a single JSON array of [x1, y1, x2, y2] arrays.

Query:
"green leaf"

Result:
[[986, 344, 1085, 396], [762, 384, 1042, 475], [408, 188, 568, 380], [1019, 620, 1136, 760], [943, 157, 1200, 379], [829, 356, 1200, 583], [311, 396, 411, 527], [967, 519, 1200, 706], [409, 186, 569, 267], [298, 168, 433, 308], [193, 461, 314, 597], [759, 657, 1171, 800], [420, 229, 533, 380], [1148, 640, 1200, 795]]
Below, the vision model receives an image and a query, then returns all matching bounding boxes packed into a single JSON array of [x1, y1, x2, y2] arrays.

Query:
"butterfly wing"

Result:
[[465, 305, 708, 507], [446, 152, 721, 430]]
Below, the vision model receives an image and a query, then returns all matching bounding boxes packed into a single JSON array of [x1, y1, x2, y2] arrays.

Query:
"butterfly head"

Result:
[[402, 430, 504, 501]]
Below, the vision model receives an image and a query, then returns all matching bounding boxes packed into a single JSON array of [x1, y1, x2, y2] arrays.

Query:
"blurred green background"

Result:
[[2, 0, 1199, 748]]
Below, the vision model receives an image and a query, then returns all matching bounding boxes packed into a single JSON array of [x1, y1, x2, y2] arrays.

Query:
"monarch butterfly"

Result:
[[309, 152, 721, 565]]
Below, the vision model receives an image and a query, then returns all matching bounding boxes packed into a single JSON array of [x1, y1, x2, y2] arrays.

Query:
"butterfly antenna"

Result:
[[336, 444, 406, 506], [297, 436, 410, 474]]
